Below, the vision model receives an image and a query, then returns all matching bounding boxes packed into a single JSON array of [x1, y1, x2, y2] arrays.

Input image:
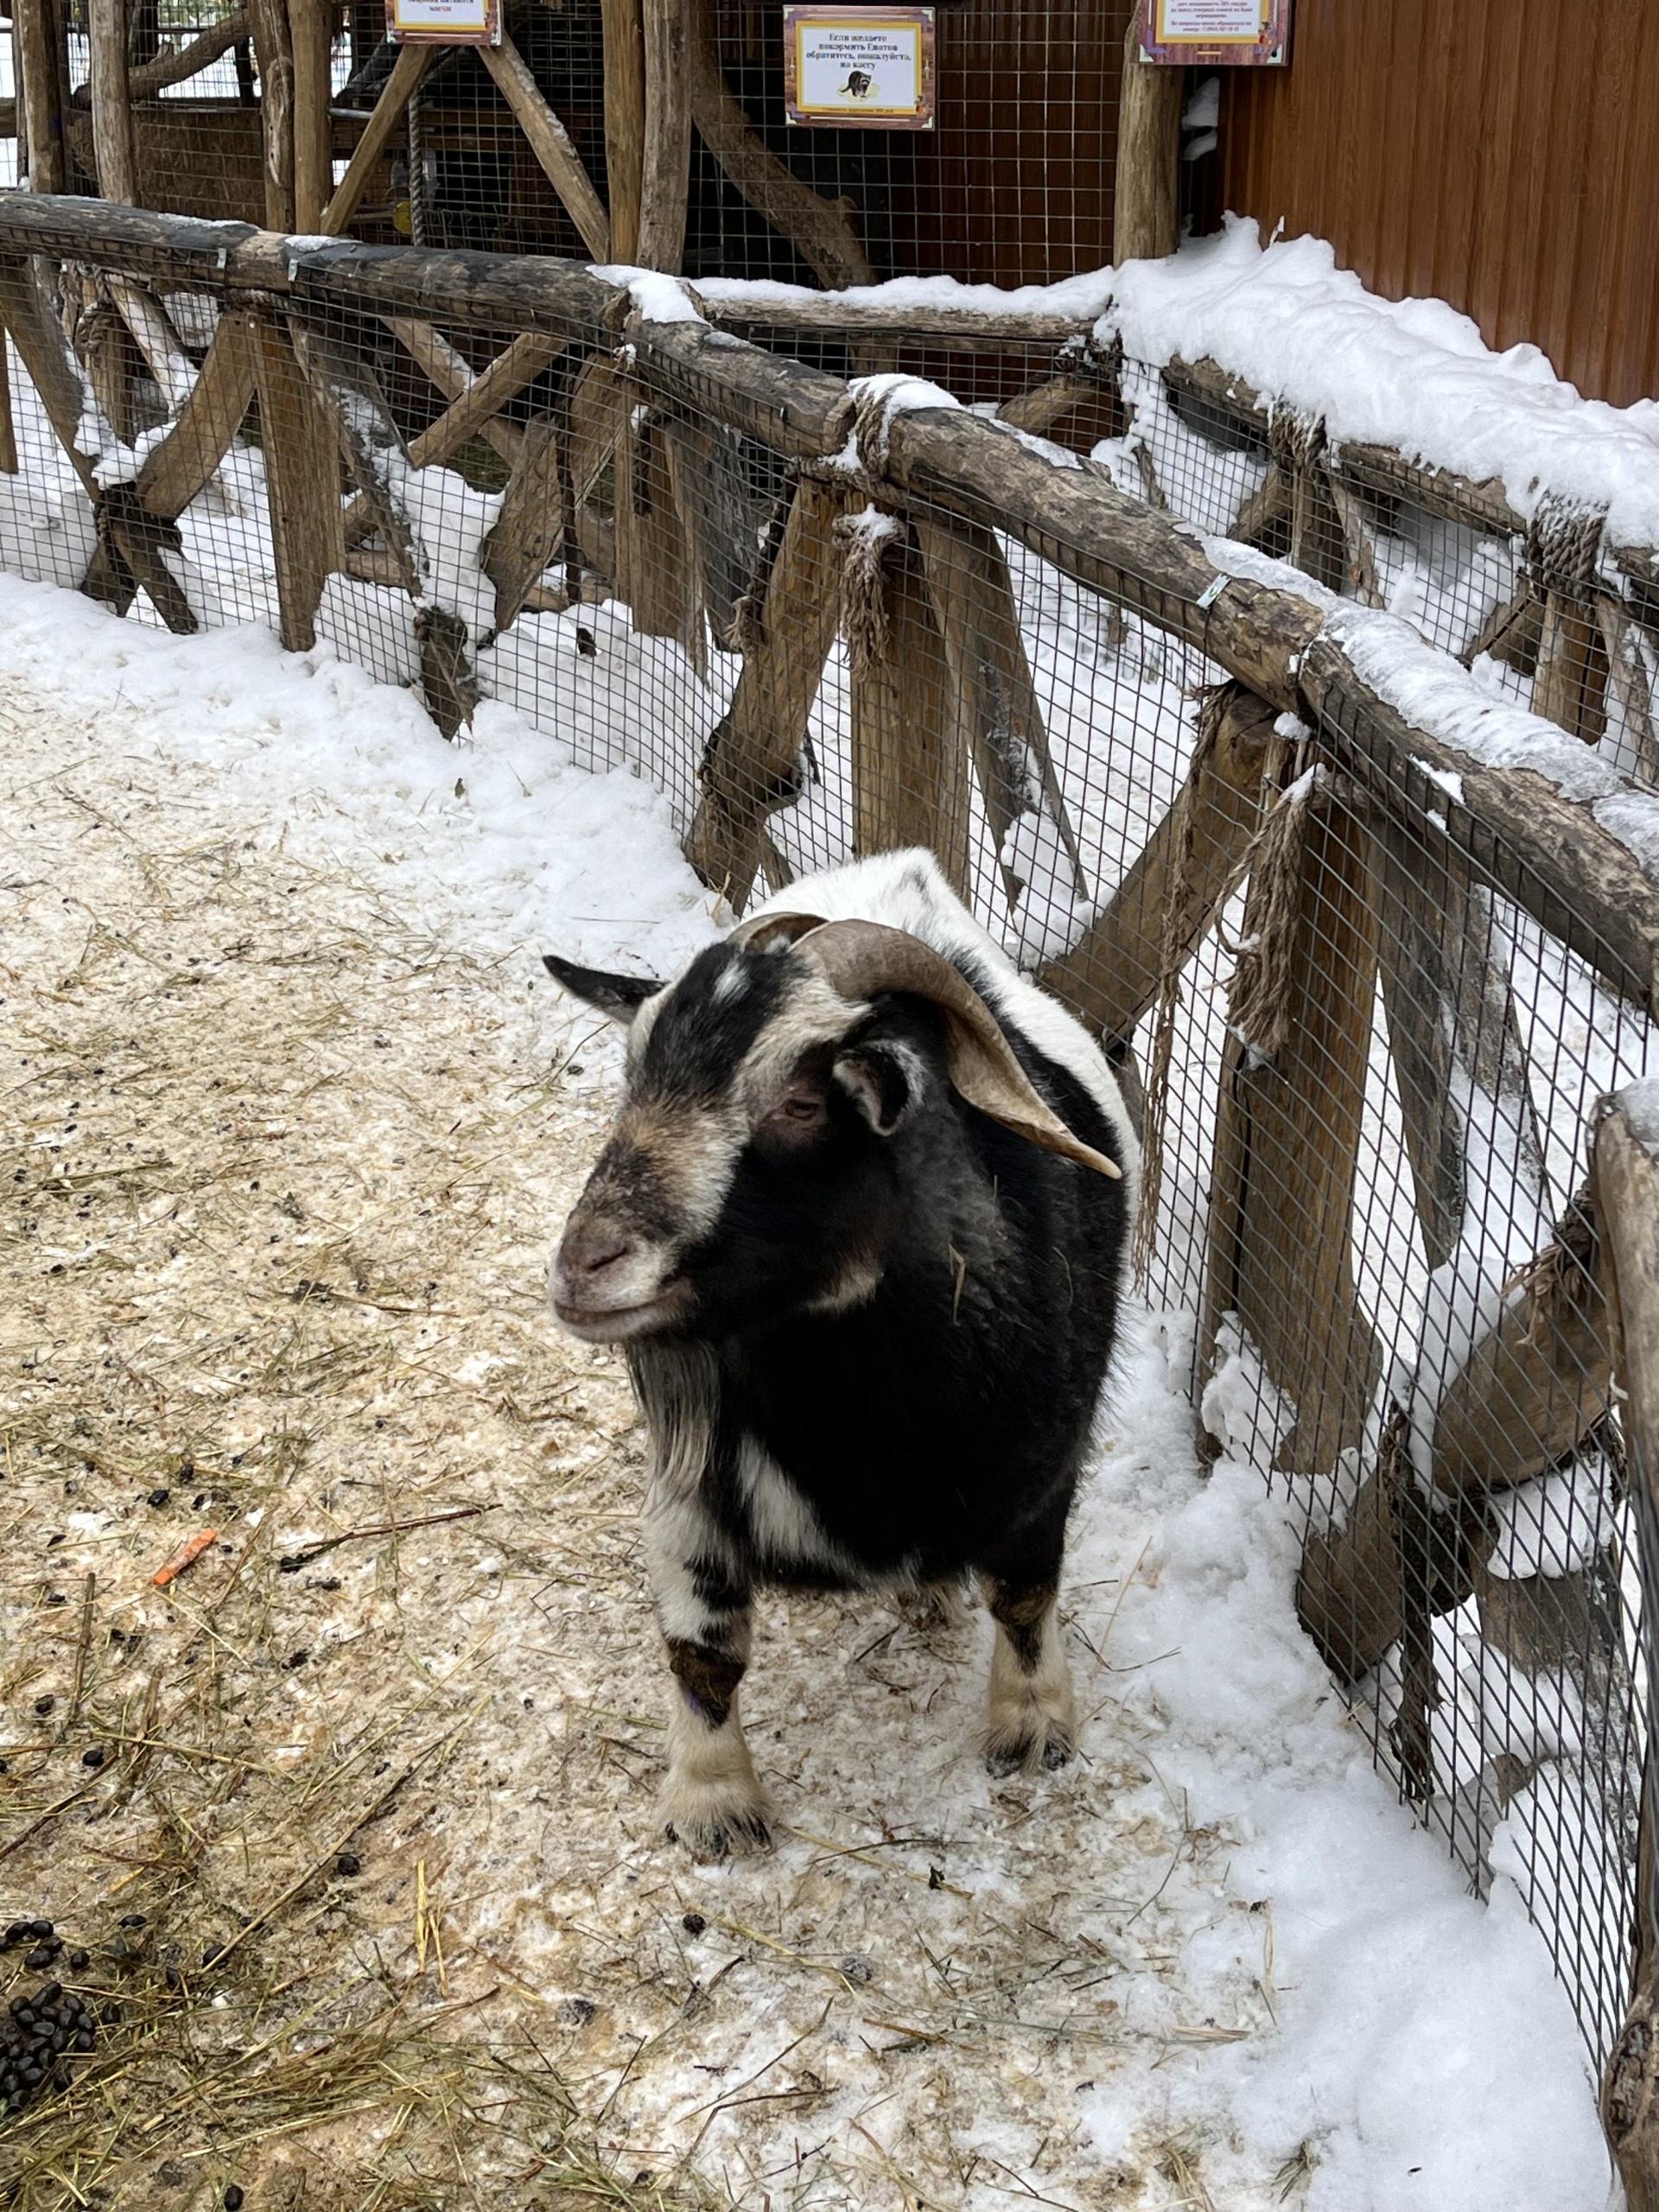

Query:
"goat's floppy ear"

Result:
[[542, 953, 664, 1025], [833, 1039, 922, 1138], [798, 921, 1122, 1178]]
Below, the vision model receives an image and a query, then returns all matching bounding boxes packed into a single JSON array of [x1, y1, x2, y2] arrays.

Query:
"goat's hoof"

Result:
[[665, 1810, 772, 1863], [984, 1721, 1075, 1778]]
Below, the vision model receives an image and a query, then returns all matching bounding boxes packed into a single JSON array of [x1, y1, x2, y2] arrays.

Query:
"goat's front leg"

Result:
[[981, 1571, 1077, 1777], [647, 1499, 771, 1859]]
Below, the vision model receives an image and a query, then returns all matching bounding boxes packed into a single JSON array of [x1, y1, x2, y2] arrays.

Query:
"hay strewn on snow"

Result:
[[2, 687, 1294, 2210]]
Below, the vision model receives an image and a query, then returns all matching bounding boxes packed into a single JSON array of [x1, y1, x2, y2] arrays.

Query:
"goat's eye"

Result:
[[781, 1094, 822, 1122]]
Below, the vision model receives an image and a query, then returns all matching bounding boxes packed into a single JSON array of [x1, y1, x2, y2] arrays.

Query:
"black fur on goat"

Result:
[[544, 851, 1138, 1859]]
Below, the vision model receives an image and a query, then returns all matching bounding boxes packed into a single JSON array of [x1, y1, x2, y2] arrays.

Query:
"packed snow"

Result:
[[0, 573, 1620, 2208]]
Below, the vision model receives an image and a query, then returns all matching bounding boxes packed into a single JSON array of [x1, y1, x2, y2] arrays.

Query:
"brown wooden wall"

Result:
[[1217, 0, 1659, 406]]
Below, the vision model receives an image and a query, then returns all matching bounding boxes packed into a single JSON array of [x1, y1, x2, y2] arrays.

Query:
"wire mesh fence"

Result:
[[0, 223, 1655, 2090]]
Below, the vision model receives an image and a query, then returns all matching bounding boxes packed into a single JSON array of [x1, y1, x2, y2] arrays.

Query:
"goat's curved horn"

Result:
[[726, 910, 828, 953], [794, 918, 1122, 1179]]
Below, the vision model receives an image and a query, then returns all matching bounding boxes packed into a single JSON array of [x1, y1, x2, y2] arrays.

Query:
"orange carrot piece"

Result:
[[151, 1529, 219, 1588]]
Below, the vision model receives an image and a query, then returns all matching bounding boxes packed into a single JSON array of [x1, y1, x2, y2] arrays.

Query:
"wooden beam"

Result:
[[911, 507, 1087, 907], [289, 0, 334, 233], [567, 352, 628, 579], [683, 473, 850, 908], [251, 315, 342, 649], [341, 327, 558, 546], [0, 257, 98, 493], [995, 371, 1114, 440], [697, 295, 1077, 347], [1376, 828, 1544, 1279], [0, 327, 16, 474], [245, 0, 296, 231], [848, 521, 971, 901], [287, 318, 423, 594], [320, 36, 428, 237], [1599, 595, 1659, 788], [1039, 683, 1280, 1044], [638, 0, 690, 272], [1199, 788, 1384, 1479], [480, 31, 610, 262], [601, 0, 645, 265], [614, 397, 701, 650], [1594, 1092, 1659, 2211], [87, 0, 136, 203], [480, 415, 563, 634], [631, 315, 854, 461], [1302, 633, 1659, 1026], [1114, 10, 1181, 264], [880, 406, 1325, 715], [685, 0, 872, 289], [1359, 1193, 1610, 1514], [16, 0, 66, 193], [108, 276, 194, 410], [378, 314, 527, 467], [132, 309, 257, 519], [0, 198, 624, 346]]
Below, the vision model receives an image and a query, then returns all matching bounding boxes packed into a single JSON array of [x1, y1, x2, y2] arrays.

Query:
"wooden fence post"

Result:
[[1595, 1093, 1659, 2208], [1039, 682, 1279, 1046], [846, 520, 971, 901], [601, 0, 645, 264], [246, 0, 297, 232], [911, 510, 1088, 909], [1198, 780, 1384, 1481], [683, 472, 850, 909], [289, 0, 334, 233], [1114, 10, 1181, 264], [88, 0, 137, 203], [251, 318, 343, 652], [638, 0, 690, 272], [16, 0, 66, 194]]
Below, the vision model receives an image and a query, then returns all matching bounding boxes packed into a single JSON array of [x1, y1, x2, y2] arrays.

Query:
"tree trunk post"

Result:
[[1113, 10, 1181, 264], [601, 0, 645, 264], [88, 0, 137, 204], [289, 0, 334, 233], [17, 0, 67, 194], [638, 0, 690, 272]]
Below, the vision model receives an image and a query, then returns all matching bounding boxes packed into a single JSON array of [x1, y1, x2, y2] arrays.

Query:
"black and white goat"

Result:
[[545, 850, 1138, 1859]]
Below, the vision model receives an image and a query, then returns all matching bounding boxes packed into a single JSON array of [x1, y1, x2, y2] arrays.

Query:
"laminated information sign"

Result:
[[784, 7, 937, 130], [386, 0, 499, 46], [1136, 0, 1289, 65]]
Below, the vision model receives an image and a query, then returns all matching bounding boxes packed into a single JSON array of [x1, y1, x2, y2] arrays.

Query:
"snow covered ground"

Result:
[[0, 577, 1620, 2208]]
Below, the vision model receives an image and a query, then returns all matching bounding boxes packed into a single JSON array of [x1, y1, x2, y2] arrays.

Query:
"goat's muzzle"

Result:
[[550, 1212, 687, 1342]]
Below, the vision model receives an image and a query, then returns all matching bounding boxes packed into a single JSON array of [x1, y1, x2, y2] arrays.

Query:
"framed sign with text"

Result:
[[783, 7, 937, 130], [385, 0, 500, 46], [1135, 0, 1289, 66]]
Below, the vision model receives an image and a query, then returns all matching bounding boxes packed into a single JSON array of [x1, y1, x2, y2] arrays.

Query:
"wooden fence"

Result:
[[1, 194, 1658, 2184]]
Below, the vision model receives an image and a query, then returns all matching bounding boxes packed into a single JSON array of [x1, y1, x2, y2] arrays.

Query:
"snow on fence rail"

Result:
[[3, 190, 1659, 2177]]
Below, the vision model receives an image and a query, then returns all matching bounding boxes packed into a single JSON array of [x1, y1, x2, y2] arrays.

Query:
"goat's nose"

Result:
[[558, 1221, 635, 1281]]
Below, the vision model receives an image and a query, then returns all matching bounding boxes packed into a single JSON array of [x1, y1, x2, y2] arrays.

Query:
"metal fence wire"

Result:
[[0, 236, 1654, 2083]]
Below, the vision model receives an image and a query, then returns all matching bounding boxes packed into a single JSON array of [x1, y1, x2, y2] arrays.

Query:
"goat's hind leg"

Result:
[[981, 1572, 1077, 1777], [650, 1507, 771, 1859]]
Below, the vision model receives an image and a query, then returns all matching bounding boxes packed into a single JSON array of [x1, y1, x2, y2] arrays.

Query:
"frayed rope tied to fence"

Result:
[[1132, 720, 1335, 1289], [1524, 490, 1608, 603], [834, 505, 903, 684]]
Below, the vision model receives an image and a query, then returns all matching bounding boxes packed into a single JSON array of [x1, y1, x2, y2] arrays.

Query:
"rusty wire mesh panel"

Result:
[[0, 238, 1655, 2079]]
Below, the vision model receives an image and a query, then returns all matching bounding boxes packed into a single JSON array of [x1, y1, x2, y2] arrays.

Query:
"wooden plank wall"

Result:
[[1217, 0, 1659, 406]]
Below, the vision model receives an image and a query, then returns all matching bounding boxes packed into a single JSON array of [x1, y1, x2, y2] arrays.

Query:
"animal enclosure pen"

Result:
[[2, 188, 1659, 2201]]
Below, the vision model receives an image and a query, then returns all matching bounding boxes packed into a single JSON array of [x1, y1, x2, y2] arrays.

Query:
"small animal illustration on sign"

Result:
[[838, 67, 874, 97]]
